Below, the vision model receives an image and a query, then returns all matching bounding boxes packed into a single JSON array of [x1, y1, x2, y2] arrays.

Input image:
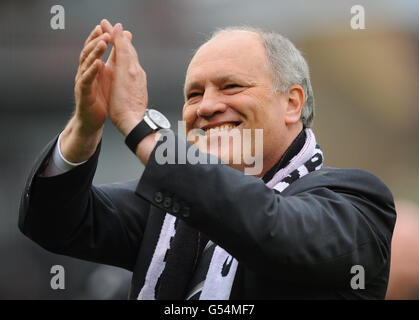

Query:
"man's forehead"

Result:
[[189, 30, 265, 67], [203, 30, 262, 50], [185, 30, 269, 85]]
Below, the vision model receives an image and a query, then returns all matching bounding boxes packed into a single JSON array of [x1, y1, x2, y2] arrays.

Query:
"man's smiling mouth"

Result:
[[201, 121, 242, 135]]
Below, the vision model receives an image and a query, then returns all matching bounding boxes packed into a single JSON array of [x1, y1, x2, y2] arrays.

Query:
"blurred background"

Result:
[[0, 0, 418, 299]]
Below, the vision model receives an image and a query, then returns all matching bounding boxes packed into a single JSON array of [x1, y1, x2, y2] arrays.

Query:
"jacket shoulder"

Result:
[[283, 167, 395, 205], [284, 167, 396, 245]]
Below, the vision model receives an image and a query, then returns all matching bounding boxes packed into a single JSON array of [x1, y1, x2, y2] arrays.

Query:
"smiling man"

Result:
[[19, 20, 396, 299], [183, 29, 303, 176]]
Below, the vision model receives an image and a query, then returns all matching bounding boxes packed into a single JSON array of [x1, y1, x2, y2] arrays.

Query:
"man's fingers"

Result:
[[100, 19, 114, 35], [122, 30, 136, 58], [76, 40, 108, 83], [124, 30, 133, 41], [79, 33, 111, 65], [106, 31, 132, 67], [111, 24, 131, 66], [82, 40, 108, 71], [83, 25, 102, 47], [80, 22, 135, 75], [105, 46, 116, 67], [113, 24, 139, 66], [101, 20, 132, 43], [112, 24, 131, 52], [79, 59, 102, 94]]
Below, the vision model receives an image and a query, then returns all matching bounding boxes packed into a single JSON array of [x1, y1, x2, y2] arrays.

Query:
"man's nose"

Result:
[[197, 90, 228, 118]]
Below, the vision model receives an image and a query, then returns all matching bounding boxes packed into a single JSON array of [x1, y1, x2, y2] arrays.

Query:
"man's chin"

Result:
[[187, 126, 264, 175]]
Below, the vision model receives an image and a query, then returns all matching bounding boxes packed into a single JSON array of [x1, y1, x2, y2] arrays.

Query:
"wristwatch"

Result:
[[125, 108, 171, 153]]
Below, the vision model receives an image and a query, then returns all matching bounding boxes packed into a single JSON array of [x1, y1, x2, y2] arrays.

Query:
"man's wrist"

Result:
[[116, 111, 145, 137], [60, 117, 103, 163], [135, 131, 159, 165], [57, 133, 87, 167], [41, 133, 88, 177]]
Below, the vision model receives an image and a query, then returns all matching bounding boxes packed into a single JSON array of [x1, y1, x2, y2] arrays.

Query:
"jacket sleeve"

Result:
[[135, 134, 396, 287], [18, 135, 150, 271]]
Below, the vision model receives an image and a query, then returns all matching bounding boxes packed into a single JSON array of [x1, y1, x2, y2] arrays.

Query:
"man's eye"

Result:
[[187, 92, 201, 99], [223, 84, 241, 90]]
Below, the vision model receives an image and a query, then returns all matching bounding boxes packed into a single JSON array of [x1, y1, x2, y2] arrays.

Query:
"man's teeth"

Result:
[[206, 124, 237, 134]]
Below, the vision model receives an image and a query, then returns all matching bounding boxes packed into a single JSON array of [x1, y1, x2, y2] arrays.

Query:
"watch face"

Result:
[[147, 109, 171, 129]]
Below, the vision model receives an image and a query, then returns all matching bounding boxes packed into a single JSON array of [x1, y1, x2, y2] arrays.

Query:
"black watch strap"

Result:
[[125, 120, 155, 153]]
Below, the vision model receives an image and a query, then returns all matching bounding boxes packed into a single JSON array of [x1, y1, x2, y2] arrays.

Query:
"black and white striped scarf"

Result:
[[138, 128, 323, 300]]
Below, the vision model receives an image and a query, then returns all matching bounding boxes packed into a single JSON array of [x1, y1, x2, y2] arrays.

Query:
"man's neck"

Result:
[[261, 128, 307, 183]]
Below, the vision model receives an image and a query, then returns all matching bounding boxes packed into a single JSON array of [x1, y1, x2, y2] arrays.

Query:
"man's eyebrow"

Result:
[[184, 74, 252, 97], [184, 81, 202, 97]]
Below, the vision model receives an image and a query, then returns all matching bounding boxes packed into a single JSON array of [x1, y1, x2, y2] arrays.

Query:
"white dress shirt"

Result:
[[42, 133, 86, 177]]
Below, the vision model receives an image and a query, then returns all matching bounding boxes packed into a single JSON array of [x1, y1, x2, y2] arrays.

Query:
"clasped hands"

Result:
[[74, 19, 146, 137], [61, 19, 155, 164]]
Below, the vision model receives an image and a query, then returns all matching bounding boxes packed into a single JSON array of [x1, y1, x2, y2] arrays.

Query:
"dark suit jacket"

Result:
[[19, 134, 396, 299]]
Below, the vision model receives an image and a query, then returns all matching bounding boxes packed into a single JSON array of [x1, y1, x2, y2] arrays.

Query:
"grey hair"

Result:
[[208, 26, 315, 128]]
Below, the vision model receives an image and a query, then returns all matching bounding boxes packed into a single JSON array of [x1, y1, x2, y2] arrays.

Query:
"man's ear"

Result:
[[285, 85, 304, 125]]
